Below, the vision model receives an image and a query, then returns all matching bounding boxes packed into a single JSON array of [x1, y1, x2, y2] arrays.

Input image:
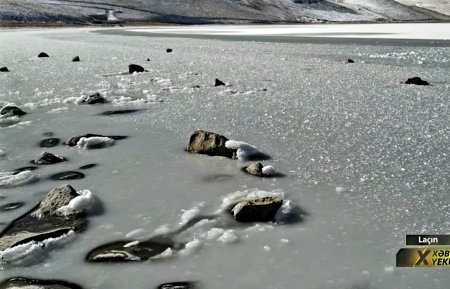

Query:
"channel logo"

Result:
[[396, 235, 450, 268]]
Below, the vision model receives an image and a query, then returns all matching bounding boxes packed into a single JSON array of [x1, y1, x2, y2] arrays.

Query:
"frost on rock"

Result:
[[0, 170, 34, 188], [57, 190, 95, 216], [76, 136, 115, 149]]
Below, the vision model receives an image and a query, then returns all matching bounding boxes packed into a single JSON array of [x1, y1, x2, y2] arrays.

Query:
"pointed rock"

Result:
[[229, 196, 283, 223], [37, 52, 49, 58], [128, 64, 145, 74], [32, 152, 65, 165], [347, 58, 355, 63], [215, 78, 225, 87]]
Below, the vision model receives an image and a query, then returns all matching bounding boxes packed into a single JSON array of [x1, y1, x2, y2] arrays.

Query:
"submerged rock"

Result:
[[214, 78, 225, 87], [0, 202, 24, 212], [79, 164, 97, 170], [0, 106, 26, 117], [186, 130, 236, 158], [39, 138, 60, 148], [229, 197, 283, 223], [37, 52, 49, 58], [86, 236, 176, 262], [50, 171, 85, 181], [13, 166, 38, 175], [0, 277, 83, 289], [0, 185, 89, 254], [80, 92, 106, 104], [157, 281, 197, 289], [32, 152, 65, 165], [129, 64, 145, 74], [72, 56, 80, 62], [0, 67, 9, 72], [404, 77, 430, 86]]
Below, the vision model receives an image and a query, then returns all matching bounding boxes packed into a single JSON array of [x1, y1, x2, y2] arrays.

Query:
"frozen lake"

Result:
[[0, 24, 449, 289]]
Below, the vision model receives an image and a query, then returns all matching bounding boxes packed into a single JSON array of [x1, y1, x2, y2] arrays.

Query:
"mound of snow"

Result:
[[76, 136, 115, 149], [57, 189, 95, 216], [225, 140, 262, 161], [0, 170, 34, 188]]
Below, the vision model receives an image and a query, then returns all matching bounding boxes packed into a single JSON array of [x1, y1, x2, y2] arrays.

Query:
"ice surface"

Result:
[[0, 26, 448, 289]]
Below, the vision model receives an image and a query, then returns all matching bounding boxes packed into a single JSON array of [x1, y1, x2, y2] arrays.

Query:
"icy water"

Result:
[[0, 26, 449, 289]]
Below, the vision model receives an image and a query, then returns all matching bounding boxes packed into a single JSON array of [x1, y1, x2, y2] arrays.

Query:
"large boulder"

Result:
[[32, 152, 66, 165], [129, 64, 145, 74], [244, 162, 264, 177], [0, 277, 83, 289], [0, 106, 26, 117], [186, 130, 236, 158], [0, 185, 88, 253], [229, 197, 283, 222]]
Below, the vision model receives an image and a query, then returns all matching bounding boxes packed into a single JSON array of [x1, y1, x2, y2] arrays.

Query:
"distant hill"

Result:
[[0, 0, 449, 25]]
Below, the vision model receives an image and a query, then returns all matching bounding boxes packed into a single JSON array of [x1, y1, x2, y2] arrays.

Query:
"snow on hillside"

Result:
[[0, 0, 448, 25]]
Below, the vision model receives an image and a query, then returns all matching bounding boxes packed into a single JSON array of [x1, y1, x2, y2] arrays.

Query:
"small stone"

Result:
[[0, 106, 26, 117], [32, 152, 65, 165], [244, 162, 264, 177], [0, 67, 9, 72], [347, 59, 355, 63], [229, 196, 283, 223], [215, 78, 225, 87], [166, 48, 172, 53], [157, 281, 197, 289], [72, 56, 80, 62], [38, 52, 49, 58], [0, 277, 83, 289], [49, 171, 85, 181], [128, 64, 145, 74], [79, 164, 97, 170], [186, 130, 236, 158], [0, 202, 24, 212], [82, 92, 106, 104], [404, 77, 430, 86], [146, 58, 151, 61], [100, 109, 141, 115], [39, 138, 60, 147]]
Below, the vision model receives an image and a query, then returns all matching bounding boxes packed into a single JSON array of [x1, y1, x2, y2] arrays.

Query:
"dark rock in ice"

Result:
[[203, 174, 233, 182], [129, 64, 145, 74], [0, 202, 24, 212], [39, 138, 60, 148], [86, 236, 176, 263], [214, 78, 225, 87], [244, 162, 264, 177], [100, 109, 141, 115], [32, 152, 66, 165], [0, 185, 88, 252], [404, 77, 430, 86], [166, 48, 172, 53], [43, 132, 54, 136], [347, 58, 355, 63], [64, 133, 126, 147], [228, 196, 283, 223], [72, 56, 80, 62], [50, 171, 85, 180], [186, 130, 236, 159], [0, 106, 26, 117], [37, 52, 49, 58], [79, 164, 97, 170], [0, 277, 83, 289], [13, 166, 38, 175], [157, 281, 197, 289], [81, 92, 106, 104], [0, 67, 9, 72]]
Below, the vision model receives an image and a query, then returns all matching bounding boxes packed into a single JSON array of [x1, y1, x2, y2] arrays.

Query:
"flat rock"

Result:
[[186, 130, 236, 158], [129, 64, 145, 74], [72, 56, 80, 62], [50, 171, 85, 181], [13, 166, 38, 175], [157, 282, 197, 289], [214, 78, 225, 87], [0, 202, 24, 212], [32, 152, 65, 165], [81, 92, 106, 104], [37, 52, 49, 58], [404, 77, 430, 86], [0, 67, 9, 72], [86, 236, 176, 262], [39, 138, 60, 147], [0, 106, 26, 117], [0, 277, 83, 289], [79, 164, 97, 170], [0, 185, 88, 252], [229, 196, 283, 223]]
